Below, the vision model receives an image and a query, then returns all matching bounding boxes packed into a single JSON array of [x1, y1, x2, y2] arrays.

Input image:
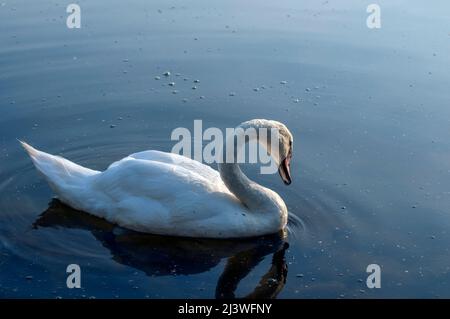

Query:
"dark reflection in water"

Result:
[[34, 199, 289, 299], [216, 241, 288, 299]]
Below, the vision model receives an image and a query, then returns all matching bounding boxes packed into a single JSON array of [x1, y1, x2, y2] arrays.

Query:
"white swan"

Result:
[[21, 119, 293, 238]]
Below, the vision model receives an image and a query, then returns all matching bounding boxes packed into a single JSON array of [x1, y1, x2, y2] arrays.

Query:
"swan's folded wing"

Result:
[[126, 150, 222, 183], [88, 157, 244, 235], [98, 157, 226, 201]]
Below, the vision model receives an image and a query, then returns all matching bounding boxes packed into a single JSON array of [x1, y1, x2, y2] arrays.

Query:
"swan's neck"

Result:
[[217, 122, 284, 213]]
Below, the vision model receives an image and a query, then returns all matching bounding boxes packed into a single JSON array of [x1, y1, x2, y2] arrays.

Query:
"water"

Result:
[[1, 0, 450, 298]]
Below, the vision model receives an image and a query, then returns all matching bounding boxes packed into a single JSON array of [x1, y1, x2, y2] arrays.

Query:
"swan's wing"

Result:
[[109, 150, 221, 183], [89, 157, 247, 236]]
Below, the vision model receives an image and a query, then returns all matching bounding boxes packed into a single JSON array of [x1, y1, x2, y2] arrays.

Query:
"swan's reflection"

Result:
[[34, 199, 289, 298]]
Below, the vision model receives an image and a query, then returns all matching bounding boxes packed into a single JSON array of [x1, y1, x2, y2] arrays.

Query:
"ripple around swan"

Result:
[[287, 213, 306, 238]]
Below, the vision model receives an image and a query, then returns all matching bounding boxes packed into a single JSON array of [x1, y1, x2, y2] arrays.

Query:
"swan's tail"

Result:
[[20, 141, 100, 204]]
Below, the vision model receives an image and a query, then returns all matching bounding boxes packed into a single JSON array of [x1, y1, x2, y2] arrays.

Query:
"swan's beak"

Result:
[[278, 155, 292, 185]]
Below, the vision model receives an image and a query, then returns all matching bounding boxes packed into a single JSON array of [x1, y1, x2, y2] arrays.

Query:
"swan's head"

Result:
[[270, 121, 293, 185], [242, 119, 293, 185]]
